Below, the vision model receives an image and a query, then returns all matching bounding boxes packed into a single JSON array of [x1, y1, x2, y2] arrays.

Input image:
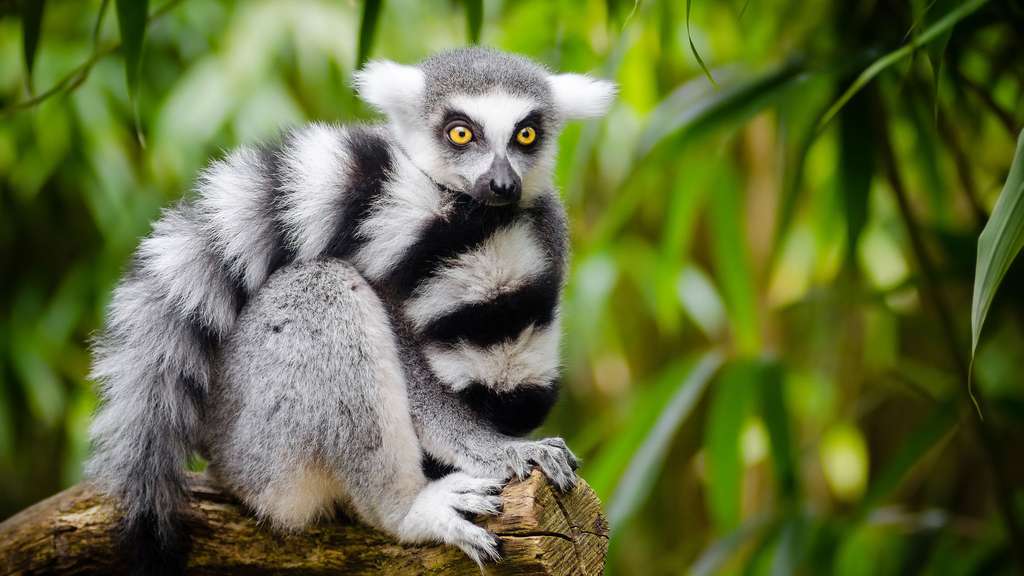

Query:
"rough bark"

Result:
[[0, 470, 607, 575]]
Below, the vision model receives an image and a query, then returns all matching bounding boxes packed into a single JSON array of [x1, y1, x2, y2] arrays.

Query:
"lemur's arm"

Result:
[[87, 124, 389, 570], [405, 369, 579, 491]]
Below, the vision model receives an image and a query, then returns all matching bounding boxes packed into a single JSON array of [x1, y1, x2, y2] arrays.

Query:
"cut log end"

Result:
[[0, 470, 608, 575]]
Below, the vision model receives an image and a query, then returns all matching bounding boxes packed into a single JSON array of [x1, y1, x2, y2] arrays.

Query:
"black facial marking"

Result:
[[511, 110, 546, 154], [324, 127, 394, 259], [440, 110, 484, 148], [459, 382, 559, 437], [385, 195, 518, 299], [422, 271, 560, 348]]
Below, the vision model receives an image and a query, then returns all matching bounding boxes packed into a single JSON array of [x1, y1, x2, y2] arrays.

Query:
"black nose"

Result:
[[489, 178, 520, 201], [474, 155, 522, 206]]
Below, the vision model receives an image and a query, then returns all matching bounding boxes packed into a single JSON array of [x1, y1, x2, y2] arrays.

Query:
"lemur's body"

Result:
[[87, 48, 614, 572]]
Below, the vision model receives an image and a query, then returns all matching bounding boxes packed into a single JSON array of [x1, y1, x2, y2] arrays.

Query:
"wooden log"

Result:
[[0, 470, 608, 575]]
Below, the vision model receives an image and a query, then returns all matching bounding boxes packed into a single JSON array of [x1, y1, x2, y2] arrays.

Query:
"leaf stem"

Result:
[[2, 0, 183, 117]]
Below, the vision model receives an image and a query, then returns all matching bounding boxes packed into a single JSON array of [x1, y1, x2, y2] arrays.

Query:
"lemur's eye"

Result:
[[516, 126, 537, 146], [447, 125, 474, 146]]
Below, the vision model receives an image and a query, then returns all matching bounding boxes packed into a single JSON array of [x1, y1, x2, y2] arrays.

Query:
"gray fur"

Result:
[[419, 47, 555, 113], [87, 47, 613, 570], [205, 260, 503, 561]]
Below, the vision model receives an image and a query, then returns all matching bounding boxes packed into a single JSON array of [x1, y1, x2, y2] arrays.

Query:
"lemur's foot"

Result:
[[398, 472, 504, 565]]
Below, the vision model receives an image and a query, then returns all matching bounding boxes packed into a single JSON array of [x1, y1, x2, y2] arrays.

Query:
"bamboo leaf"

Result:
[[838, 91, 874, 265], [767, 76, 834, 272], [635, 60, 804, 163], [758, 362, 798, 501], [691, 515, 774, 576], [356, 0, 383, 69], [21, 0, 46, 94], [705, 360, 760, 530], [606, 351, 724, 530], [817, 0, 989, 131], [115, 0, 148, 98], [858, 401, 956, 516], [685, 0, 717, 87], [464, 0, 482, 44], [972, 129, 1024, 355], [710, 170, 760, 354]]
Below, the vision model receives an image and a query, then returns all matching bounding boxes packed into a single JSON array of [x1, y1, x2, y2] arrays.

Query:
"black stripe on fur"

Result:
[[325, 127, 394, 259], [523, 194, 569, 280], [258, 135, 299, 277], [386, 194, 518, 299], [459, 382, 559, 437], [421, 270, 559, 347], [421, 453, 458, 480]]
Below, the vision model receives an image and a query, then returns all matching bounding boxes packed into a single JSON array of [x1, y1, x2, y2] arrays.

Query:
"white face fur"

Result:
[[354, 58, 616, 206]]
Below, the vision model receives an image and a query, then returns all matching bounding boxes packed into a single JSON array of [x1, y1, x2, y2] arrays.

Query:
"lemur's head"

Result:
[[354, 47, 616, 206]]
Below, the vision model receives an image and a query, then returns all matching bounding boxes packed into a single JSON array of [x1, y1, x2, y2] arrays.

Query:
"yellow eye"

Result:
[[516, 126, 537, 146], [447, 125, 473, 145]]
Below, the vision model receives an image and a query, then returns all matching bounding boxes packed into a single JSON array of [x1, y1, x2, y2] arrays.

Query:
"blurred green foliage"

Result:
[[2, 0, 1024, 574]]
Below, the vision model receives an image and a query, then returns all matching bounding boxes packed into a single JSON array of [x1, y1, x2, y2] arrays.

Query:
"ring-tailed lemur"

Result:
[[87, 47, 615, 572]]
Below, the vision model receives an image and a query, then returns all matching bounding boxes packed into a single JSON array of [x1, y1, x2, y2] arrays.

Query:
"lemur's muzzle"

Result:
[[473, 155, 521, 206]]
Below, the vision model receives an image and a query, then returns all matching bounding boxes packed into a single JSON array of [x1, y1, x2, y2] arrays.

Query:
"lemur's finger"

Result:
[[451, 521, 501, 566], [452, 492, 502, 516], [505, 445, 532, 480], [540, 437, 581, 470], [534, 448, 574, 492], [443, 473, 504, 495]]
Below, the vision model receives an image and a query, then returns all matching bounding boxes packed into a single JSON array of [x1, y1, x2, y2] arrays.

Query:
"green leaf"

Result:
[[768, 75, 834, 272], [678, 264, 727, 339], [710, 169, 760, 354], [758, 362, 798, 501], [20, 0, 46, 93], [838, 91, 874, 265], [635, 59, 805, 163], [356, 0, 383, 69], [857, 401, 956, 516], [817, 0, 989, 131], [705, 360, 761, 530], [464, 0, 483, 44], [972, 129, 1024, 356], [770, 517, 804, 576], [605, 350, 723, 530], [115, 0, 148, 98], [691, 515, 774, 576], [685, 0, 717, 87]]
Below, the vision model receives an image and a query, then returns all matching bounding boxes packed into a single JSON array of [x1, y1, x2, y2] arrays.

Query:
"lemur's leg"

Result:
[[206, 260, 501, 563], [402, 355, 580, 492]]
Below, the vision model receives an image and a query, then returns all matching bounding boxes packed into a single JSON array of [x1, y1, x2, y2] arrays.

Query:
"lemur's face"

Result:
[[354, 48, 616, 206]]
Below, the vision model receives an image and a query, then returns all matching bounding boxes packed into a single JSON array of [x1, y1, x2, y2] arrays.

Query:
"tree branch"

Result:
[[0, 471, 608, 575]]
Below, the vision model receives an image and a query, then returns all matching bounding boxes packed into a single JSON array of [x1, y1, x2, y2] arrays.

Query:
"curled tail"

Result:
[[87, 205, 244, 574], [86, 124, 375, 572]]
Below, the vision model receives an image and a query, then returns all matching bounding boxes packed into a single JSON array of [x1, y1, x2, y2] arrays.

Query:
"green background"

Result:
[[2, 0, 1024, 574]]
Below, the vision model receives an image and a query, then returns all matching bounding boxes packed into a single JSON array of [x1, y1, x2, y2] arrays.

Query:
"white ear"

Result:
[[353, 60, 425, 117], [548, 73, 617, 119]]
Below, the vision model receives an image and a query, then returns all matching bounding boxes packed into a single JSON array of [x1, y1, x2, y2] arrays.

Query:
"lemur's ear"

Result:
[[548, 73, 617, 119], [353, 60, 425, 117]]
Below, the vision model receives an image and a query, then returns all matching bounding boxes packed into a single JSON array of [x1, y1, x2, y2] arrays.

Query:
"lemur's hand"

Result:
[[513, 437, 580, 492], [462, 437, 579, 492]]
